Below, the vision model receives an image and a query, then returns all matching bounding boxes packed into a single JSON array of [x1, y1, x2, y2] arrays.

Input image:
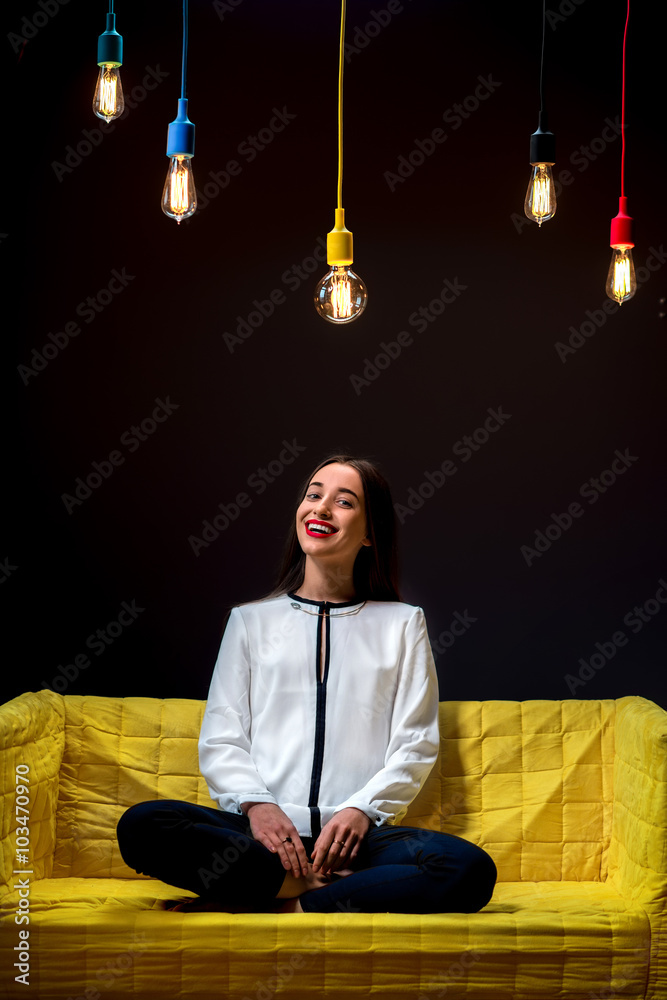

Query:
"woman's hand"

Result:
[[311, 807, 371, 875], [243, 802, 310, 878]]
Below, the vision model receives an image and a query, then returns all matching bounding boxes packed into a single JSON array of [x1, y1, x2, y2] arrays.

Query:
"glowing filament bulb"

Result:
[[161, 155, 196, 223], [331, 270, 352, 318], [314, 266, 367, 324], [524, 163, 556, 226], [606, 247, 636, 305], [93, 64, 124, 123]]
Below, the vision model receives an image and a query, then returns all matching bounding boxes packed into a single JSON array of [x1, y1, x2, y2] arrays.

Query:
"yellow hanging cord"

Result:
[[327, 0, 353, 265], [337, 0, 345, 209]]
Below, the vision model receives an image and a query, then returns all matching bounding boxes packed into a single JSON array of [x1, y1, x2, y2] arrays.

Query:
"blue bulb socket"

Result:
[[166, 99, 195, 158], [97, 13, 123, 67]]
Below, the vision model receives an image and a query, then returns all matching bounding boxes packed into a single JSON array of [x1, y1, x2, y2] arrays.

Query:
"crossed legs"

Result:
[[116, 800, 497, 914]]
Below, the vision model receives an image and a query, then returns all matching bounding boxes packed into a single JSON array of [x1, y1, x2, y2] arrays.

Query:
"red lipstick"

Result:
[[305, 519, 338, 538]]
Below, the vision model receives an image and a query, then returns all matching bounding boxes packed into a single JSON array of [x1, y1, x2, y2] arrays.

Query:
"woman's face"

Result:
[[295, 462, 371, 565]]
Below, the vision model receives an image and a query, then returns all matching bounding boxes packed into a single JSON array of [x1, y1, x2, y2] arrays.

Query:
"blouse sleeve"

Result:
[[198, 607, 278, 814], [333, 606, 440, 825]]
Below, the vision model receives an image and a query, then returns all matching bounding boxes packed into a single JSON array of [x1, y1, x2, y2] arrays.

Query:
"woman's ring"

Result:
[[282, 836, 293, 844], [334, 840, 346, 847]]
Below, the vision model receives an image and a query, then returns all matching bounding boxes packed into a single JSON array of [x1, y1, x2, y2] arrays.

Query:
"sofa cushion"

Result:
[[52, 697, 211, 879], [0, 878, 650, 1000], [404, 698, 616, 882]]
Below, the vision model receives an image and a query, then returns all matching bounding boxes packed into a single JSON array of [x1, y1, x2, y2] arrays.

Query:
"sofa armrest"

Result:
[[0, 690, 66, 893], [608, 695, 667, 908]]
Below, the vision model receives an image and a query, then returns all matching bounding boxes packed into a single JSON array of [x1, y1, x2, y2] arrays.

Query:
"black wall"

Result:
[[5, 0, 666, 709]]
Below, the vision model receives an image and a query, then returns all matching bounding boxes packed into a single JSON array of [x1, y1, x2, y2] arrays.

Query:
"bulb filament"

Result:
[[170, 159, 190, 218], [610, 251, 632, 303], [524, 162, 556, 226], [331, 271, 352, 318], [99, 68, 118, 118], [531, 171, 552, 224]]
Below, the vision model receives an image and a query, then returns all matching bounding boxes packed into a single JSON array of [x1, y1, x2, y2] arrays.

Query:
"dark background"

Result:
[[4, 0, 666, 709]]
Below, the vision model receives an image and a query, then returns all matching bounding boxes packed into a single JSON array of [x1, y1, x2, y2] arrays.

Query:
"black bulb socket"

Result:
[[529, 111, 556, 165]]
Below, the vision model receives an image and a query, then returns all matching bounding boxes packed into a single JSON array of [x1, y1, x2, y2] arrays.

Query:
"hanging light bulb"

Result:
[[524, 113, 556, 226], [162, 0, 196, 223], [93, 8, 124, 124], [606, 197, 636, 305], [605, 0, 636, 305], [314, 0, 368, 323], [523, 1, 556, 227], [161, 100, 196, 223], [314, 210, 368, 323]]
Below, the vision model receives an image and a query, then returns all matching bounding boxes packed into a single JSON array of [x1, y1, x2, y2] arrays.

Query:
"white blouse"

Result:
[[198, 592, 440, 838]]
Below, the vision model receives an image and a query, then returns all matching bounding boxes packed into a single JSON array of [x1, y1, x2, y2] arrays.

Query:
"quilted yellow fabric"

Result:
[[0, 691, 665, 1000]]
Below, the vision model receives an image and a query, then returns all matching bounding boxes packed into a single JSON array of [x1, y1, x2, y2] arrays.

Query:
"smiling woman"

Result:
[[116, 454, 497, 914], [271, 455, 400, 603]]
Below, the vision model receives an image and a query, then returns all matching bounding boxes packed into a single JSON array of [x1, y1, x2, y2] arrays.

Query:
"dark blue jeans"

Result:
[[116, 800, 496, 914]]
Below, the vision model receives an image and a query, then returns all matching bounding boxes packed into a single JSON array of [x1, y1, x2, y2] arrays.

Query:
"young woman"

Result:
[[117, 455, 496, 914]]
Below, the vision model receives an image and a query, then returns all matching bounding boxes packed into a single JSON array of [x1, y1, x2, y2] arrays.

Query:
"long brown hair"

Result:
[[268, 454, 401, 602]]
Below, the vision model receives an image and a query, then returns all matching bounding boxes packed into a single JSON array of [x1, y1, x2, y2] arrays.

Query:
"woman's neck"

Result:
[[295, 559, 357, 604]]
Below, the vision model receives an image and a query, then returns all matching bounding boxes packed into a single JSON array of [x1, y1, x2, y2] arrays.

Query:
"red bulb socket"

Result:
[[610, 196, 634, 249]]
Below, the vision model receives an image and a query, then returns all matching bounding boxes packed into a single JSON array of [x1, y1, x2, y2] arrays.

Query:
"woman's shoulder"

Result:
[[363, 599, 426, 620], [226, 593, 291, 621]]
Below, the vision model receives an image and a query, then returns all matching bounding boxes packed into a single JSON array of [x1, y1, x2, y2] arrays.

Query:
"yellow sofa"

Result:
[[1, 691, 665, 1000]]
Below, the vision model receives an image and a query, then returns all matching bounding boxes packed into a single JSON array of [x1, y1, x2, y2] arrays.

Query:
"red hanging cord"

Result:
[[620, 0, 630, 197]]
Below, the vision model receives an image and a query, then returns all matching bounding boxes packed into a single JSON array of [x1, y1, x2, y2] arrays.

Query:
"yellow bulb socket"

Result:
[[327, 207, 353, 266]]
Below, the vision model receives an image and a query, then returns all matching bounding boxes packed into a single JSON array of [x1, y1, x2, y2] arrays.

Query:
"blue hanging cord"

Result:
[[181, 0, 188, 101]]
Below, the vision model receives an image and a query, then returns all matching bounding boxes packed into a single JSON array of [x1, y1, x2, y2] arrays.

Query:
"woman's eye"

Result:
[[337, 499, 352, 507]]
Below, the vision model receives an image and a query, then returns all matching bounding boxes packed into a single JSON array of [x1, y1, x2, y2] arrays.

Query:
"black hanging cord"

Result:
[[539, 0, 546, 113]]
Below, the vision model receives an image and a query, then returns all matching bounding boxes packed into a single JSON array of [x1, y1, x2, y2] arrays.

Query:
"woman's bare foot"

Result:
[[276, 897, 304, 913], [276, 863, 331, 899]]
